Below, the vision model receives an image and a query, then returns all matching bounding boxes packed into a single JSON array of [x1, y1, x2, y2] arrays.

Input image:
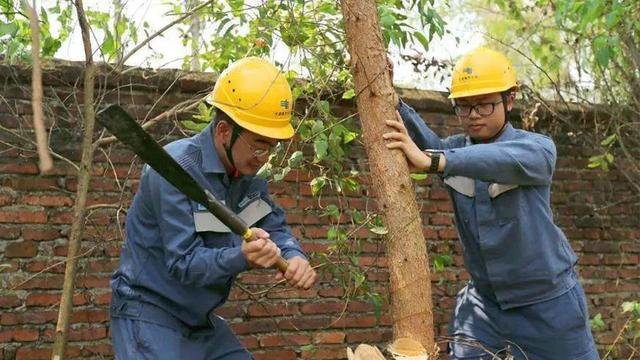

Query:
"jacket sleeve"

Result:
[[144, 168, 249, 287], [256, 185, 307, 260], [442, 135, 557, 186], [397, 100, 462, 150]]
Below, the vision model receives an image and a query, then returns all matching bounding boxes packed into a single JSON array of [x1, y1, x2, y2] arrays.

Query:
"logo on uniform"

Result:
[[280, 100, 289, 109], [463, 67, 473, 75]]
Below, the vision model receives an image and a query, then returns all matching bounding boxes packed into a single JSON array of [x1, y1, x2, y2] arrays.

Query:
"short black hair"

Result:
[[212, 109, 234, 126]]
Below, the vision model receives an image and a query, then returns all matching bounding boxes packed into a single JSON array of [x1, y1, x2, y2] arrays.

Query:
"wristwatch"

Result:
[[424, 149, 444, 173]]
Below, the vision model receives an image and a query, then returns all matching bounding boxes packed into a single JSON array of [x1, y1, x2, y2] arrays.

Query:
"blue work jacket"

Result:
[[398, 101, 578, 309], [111, 123, 306, 329]]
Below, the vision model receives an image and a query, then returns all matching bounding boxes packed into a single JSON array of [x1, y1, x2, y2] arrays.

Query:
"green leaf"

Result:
[[354, 272, 365, 289], [370, 293, 383, 319], [314, 138, 328, 161], [324, 204, 340, 219], [410, 173, 428, 181], [318, 3, 337, 15], [0, 21, 18, 36], [273, 166, 290, 182], [311, 120, 324, 135], [601, 134, 616, 146], [327, 226, 338, 241], [256, 162, 272, 179], [589, 313, 605, 332], [352, 210, 365, 224], [181, 120, 207, 132], [592, 36, 611, 67], [102, 31, 116, 57], [414, 31, 430, 51], [605, 153, 614, 164], [343, 131, 357, 144], [287, 151, 304, 168], [318, 100, 330, 114], [433, 254, 452, 272], [342, 89, 355, 99], [310, 176, 326, 196]]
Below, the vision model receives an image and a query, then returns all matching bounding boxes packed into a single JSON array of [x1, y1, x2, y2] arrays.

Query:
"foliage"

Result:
[[0, 0, 72, 62]]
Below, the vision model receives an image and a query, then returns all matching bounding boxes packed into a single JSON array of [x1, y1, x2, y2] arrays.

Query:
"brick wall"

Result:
[[0, 62, 638, 359]]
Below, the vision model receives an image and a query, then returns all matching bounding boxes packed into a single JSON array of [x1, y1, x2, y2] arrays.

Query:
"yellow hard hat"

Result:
[[209, 57, 294, 139], [449, 47, 517, 99]]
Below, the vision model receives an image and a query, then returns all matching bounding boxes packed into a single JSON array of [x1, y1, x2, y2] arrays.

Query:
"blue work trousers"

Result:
[[449, 281, 599, 360], [111, 315, 252, 360]]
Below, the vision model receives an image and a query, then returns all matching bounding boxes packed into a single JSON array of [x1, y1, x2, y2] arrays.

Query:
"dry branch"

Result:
[[52, 0, 98, 358]]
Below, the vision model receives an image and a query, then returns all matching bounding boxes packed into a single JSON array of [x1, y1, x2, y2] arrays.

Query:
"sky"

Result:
[[51, 0, 486, 91]]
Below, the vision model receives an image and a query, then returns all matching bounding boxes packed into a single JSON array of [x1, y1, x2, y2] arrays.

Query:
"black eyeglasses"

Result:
[[453, 100, 503, 117]]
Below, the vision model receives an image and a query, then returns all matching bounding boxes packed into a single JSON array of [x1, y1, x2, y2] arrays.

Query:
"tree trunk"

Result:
[[186, 0, 202, 71], [26, 0, 53, 173], [52, 1, 96, 358], [339, 0, 436, 355]]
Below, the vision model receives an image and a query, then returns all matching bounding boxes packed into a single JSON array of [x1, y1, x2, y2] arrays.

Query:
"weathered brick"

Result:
[[26, 293, 88, 307], [246, 303, 299, 317], [23, 260, 65, 273], [22, 228, 60, 241], [313, 331, 345, 344], [260, 334, 311, 347], [0, 295, 22, 308], [0, 327, 39, 342], [1, 177, 59, 191], [1, 311, 57, 325], [21, 195, 74, 207], [301, 347, 346, 359], [0, 225, 21, 239], [0, 163, 39, 174], [266, 288, 318, 299], [253, 350, 297, 360], [42, 325, 107, 341], [70, 310, 109, 324], [0, 209, 47, 224], [4, 241, 38, 258], [15, 347, 52, 360], [230, 319, 278, 335], [300, 302, 346, 315], [329, 315, 376, 328]]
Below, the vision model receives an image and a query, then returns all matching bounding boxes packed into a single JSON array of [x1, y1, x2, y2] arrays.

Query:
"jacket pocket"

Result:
[[489, 184, 520, 223]]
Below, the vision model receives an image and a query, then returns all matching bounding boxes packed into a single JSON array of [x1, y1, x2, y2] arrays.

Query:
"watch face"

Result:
[[429, 153, 440, 173]]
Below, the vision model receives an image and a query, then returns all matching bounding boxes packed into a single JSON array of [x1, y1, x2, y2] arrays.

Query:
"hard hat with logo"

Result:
[[449, 47, 517, 99], [209, 57, 294, 139]]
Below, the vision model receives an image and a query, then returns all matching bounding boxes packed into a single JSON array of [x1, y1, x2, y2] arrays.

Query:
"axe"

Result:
[[96, 104, 289, 272]]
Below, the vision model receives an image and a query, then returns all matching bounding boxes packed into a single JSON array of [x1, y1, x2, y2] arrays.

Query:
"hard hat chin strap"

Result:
[[224, 122, 243, 170]]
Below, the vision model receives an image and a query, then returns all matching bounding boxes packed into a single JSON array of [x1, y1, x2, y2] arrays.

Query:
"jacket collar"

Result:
[[197, 123, 226, 174], [465, 122, 515, 146]]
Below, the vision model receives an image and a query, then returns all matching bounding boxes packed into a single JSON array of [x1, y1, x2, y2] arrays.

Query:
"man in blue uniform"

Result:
[[383, 48, 599, 359], [110, 57, 317, 359]]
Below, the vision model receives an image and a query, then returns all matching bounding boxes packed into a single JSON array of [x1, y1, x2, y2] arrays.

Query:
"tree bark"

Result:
[[52, 1, 97, 358], [339, 0, 436, 355], [26, 0, 53, 173]]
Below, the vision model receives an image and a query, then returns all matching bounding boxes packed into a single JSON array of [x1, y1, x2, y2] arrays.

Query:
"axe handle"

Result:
[[206, 189, 289, 272]]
